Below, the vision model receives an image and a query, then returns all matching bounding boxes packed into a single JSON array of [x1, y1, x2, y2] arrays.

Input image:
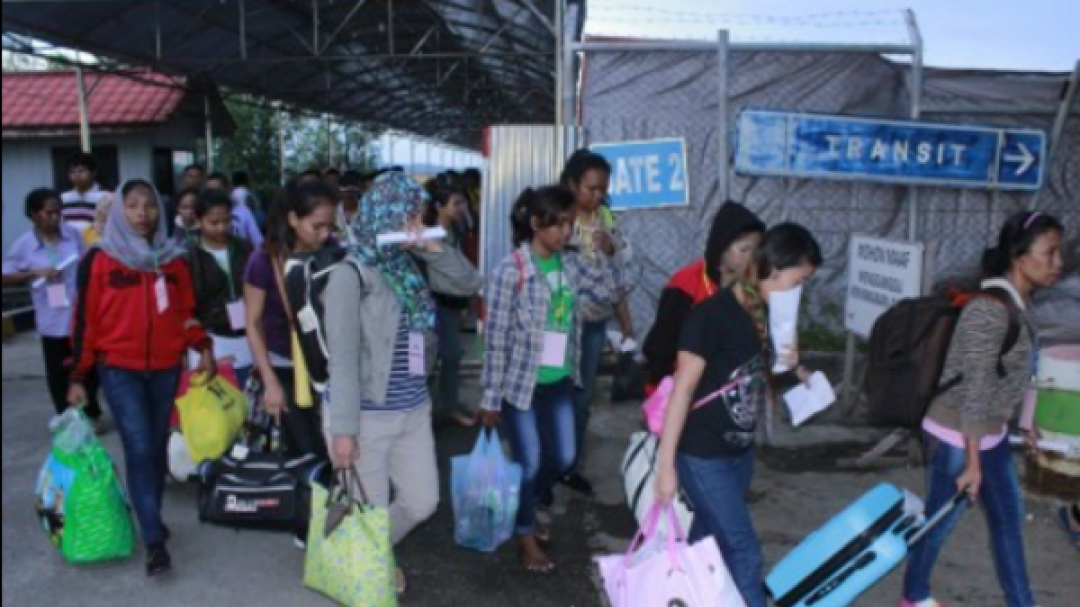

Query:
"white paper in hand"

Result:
[[784, 372, 836, 427], [375, 226, 447, 247], [769, 285, 802, 373]]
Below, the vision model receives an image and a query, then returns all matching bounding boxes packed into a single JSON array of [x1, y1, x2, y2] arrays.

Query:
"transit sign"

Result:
[[735, 109, 1046, 191]]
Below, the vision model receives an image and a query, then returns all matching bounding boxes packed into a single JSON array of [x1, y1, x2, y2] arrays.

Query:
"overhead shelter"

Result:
[[2, 0, 587, 148]]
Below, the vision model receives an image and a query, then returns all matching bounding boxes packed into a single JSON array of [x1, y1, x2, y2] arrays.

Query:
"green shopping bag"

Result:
[[35, 410, 134, 564], [304, 470, 397, 607]]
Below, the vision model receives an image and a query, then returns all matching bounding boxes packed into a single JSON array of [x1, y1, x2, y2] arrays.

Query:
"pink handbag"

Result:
[[642, 375, 738, 436], [596, 504, 747, 607]]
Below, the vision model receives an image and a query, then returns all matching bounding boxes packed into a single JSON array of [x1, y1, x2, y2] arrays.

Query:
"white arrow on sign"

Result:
[[1003, 143, 1035, 176]]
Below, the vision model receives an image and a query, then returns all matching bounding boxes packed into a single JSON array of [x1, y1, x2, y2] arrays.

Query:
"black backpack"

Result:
[[862, 287, 1021, 428], [281, 247, 362, 393]]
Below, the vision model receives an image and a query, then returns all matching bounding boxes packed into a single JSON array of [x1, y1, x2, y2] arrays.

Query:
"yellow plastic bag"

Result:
[[176, 373, 248, 464], [291, 332, 315, 409]]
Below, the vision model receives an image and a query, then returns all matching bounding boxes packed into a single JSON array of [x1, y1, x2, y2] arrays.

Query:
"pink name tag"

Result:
[[46, 284, 70, 309], [155, 276, 169, 314], [227, 300, 247, 331], [541, 331, 568, 368], [408, 332, 426, 376]]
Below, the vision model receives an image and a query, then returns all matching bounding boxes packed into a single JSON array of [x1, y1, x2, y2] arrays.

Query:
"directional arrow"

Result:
[[1003, 143, 1035, 176]]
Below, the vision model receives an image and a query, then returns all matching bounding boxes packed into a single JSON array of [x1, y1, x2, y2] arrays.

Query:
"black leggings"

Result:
[[272, 366, 328, 460], [42, 336, 102, 420]]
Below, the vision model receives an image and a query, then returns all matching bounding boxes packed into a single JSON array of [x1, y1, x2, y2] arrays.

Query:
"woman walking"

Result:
[[654, 223, 823, 607], [900, 211, 1064, 607], [482, 185, 617, 572], [68, 179, 215, 577]]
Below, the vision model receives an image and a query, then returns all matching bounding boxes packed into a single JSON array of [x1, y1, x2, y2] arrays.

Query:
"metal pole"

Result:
[[563, 0, 580, 127], [75, 64, 91, 153], [410, 137, 416, 175], [555, 0, 565, 128], [326, 114, 334, 168], [1031, 59, 1080, 211], [204, 92, 215, 171], [905, 9, 924, 244], [717, 30, 731, 203], [278, 103, 286, 186], [386, 131, 395, 167]]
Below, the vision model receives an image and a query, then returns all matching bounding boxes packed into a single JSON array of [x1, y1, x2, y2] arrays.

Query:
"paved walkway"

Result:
[[3, 332, 1076, 607]]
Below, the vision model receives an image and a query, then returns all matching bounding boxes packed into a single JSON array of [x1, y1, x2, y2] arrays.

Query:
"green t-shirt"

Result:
[[535, 253, 574, 385]]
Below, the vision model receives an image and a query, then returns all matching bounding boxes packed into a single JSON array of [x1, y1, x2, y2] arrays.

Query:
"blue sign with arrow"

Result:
[[735, 109, 1046, 191]]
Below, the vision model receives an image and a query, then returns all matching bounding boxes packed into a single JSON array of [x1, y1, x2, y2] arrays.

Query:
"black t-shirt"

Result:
[[677, 289, 768, 459]]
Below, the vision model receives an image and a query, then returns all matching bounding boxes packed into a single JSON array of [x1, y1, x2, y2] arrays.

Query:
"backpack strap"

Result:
[[977, 287, 1022, 378], [511, 251, 526, 293], [936, 286, 1022, 398]]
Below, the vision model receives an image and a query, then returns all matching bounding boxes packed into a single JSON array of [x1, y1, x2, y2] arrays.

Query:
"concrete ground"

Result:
[[3, 332, 1077, 607]]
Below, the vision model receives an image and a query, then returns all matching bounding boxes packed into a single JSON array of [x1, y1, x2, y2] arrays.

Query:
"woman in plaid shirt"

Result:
[[481, 185, 617, 573]]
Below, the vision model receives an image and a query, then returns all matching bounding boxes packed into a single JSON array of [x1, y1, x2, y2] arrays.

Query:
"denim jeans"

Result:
[[677, 449, 766, 607], [436, 304, 466, 416], [903, 434, 1035, 607], [97, 365, 181, 548], [572, 319, 608, 463], [502, 379, 577, 535]]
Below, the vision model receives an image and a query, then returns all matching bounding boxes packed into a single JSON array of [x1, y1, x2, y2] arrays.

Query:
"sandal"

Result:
[[1057, 507, 1080, 551], [520, 549, 556, 573], [534, 526, 552, 546]]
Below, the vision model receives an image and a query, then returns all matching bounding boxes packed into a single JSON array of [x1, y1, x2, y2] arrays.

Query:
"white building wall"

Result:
[[2, 140, 54, 252]]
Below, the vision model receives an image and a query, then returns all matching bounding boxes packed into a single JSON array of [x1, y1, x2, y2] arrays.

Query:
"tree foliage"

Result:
[[211, 95, 381, 192]]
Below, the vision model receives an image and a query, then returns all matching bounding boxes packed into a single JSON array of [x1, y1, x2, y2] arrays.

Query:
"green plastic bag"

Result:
[[36, 411, 134, 564]]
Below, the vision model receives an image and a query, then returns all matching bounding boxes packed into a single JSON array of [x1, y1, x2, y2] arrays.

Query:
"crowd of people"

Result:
[[2, 148, 1071, 607]]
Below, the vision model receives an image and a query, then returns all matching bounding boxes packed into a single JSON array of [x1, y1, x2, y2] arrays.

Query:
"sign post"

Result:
[[844, 235, 926, 338], [591, 138, 690, 210], [735, 109, 1047, 191]]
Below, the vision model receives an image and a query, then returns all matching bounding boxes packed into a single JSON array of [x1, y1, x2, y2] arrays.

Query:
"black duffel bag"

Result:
[[197, 441, 329, 533]]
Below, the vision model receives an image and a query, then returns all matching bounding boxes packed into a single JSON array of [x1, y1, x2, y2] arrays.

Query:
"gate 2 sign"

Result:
[[846, 235, 925, 338], [735, 109, 1046, 191], [591, 139, 689, 210]]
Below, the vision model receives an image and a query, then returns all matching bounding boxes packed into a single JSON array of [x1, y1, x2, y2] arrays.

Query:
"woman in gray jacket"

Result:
[[901, 211, 1065, 607], [324, 172, 469, 596]]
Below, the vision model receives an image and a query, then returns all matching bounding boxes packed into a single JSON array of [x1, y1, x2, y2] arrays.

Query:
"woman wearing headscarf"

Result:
[[68, 179, 215, 577], [324, 172, 470, 596]]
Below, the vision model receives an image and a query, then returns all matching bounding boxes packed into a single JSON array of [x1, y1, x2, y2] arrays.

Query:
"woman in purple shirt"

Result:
[[2, 188, 104, 430]]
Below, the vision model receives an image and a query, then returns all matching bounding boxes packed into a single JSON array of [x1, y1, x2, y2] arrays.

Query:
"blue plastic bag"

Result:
[[450, 430, 522, 552]]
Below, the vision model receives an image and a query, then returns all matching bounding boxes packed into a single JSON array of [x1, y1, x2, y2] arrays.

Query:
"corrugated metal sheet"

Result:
[[480, 126, 582, 280]]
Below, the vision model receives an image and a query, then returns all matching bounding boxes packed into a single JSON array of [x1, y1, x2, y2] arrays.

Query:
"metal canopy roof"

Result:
[[2, 0, 586, 148]]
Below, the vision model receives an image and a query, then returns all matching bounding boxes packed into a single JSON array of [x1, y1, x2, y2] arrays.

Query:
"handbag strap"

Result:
[[689, 377, 739, 411], [270, 255, 298, 331]]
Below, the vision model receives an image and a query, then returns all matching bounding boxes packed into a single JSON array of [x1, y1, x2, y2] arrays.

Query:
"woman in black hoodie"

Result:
[[643, 201, 766, 391], [186, 189, 255, 387]]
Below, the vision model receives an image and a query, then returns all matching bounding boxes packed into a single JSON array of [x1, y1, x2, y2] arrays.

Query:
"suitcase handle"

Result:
[[906, 488, 971, 547]]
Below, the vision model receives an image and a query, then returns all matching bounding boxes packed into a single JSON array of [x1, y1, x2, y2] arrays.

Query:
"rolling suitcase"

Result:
[[766, 483, 968, 607]]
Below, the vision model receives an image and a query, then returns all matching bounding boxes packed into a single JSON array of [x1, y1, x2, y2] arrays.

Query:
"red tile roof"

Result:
[[2, 71, 187, 131]]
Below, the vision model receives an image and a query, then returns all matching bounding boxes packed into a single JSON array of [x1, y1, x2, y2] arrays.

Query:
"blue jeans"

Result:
[[572, 319, 608, 463], [436, 304, 465, 416], [677, 450, 766, 607], [903, 435, 1035, 607], [502, 379, 577, 535], [98, 365, 181, 548]]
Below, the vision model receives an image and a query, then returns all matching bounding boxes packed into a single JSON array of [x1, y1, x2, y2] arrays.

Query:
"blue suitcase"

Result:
[[766, 483, 967, 607]]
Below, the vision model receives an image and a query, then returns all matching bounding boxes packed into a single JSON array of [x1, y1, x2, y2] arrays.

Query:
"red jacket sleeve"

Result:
[[70, 250, 101, 382]]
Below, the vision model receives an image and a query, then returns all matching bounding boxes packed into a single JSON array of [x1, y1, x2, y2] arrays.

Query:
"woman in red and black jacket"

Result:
[[642, 201, 765, 393], [68, 179, 214, 578]]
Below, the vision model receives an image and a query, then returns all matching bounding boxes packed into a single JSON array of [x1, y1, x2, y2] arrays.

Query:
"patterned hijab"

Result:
[[97, 180, 185, 272], [348, 172, 435, 332]]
